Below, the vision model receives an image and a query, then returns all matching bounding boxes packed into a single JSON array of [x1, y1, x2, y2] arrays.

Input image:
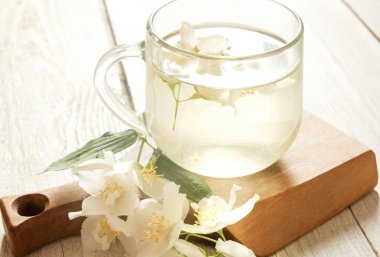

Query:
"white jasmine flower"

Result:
[[80, 215, 128, 251], [178, 22, 239, 105], [195, 87, 241, 107], [132, 161, 169, 200], [196, 35, 229, 55], [180, 22, 196, 50], [215, 239, 256, 257], [72, 151, 139, 216], [179, 22, 229, 55], [123, 182, 189, 257], [195, 87, 223, 101], [183, 185, 260, 234]]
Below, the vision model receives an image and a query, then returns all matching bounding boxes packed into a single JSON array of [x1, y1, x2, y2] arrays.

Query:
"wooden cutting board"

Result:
[[0, 112, 377, 257]]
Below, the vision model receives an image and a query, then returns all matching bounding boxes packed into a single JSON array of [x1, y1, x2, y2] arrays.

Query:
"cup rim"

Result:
[[147, 0, 304, 61]]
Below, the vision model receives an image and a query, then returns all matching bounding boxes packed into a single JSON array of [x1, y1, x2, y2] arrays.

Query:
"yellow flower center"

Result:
[[143, 212, 166, 243], [92, 218, 119, 250], [194, 205, 226, 225], [240, 88, 257, 97], [100, 181, 124, 203], [142, 163, 163, 185]]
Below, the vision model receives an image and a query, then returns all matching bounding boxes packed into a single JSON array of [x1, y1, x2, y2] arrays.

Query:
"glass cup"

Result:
[[94, 0, 304, 178]]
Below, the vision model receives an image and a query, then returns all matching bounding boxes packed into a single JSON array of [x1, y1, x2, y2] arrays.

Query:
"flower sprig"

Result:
[[68, 141, 260, 257], [43, 21, 261, 257], [161, 22, 241, 131]]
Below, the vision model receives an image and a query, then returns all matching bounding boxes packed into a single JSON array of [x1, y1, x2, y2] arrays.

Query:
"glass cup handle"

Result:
[[94, 43, 147, 135]]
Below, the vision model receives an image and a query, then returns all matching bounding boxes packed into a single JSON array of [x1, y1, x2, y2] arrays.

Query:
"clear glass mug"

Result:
[[94, 0, 303, 178]]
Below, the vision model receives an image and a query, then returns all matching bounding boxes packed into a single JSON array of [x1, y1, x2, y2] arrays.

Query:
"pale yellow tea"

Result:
[[144, 25, 302, 177]]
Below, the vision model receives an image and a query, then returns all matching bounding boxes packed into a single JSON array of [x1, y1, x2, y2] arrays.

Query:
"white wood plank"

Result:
[[104, 0, 380, 256], [0, 0, 125, 256], [104, 0, 169, 45], [103, 0, 171, 114], [343, 0, 380, 41], [278, 0, 380, 154], [284, 209, 375, 257], [277, 0, 380, 255], [350, 192, 380, 256]]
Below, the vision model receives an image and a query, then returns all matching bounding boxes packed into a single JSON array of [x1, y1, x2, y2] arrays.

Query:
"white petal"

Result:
[[126, 197, 182, 257], [119, 235, 138, 257], [220, 194, 260, 225], [103, 151, 116, 164], [106, 215, 130, 237], [167, 222, 184, 250], [163, 182, 189, 224], [226, 91, 241, 107], [132, 163, 168, 200], [74, 170, 106, 195], [137, 222, 182, 257], [197, 196, 228, 213], [72, 158, 112, 173], [144, 177, 168, 200], [181, 223, 221, 235], [183, 194, 259, 234], [81, 216, 105, 250], [175, 239, 205, 257], [135, 222, 182, 257], [131, 163, 144, 189], [113, 161, 134, 174], [195, 87, 222, 100], [112, 191, 139, 216], [228, 184, 241, 209], [91, 172, 140, 216], [196, 60, 224, 75], [68, 211, 82, 220], [82, 196, 110, 216], [196, 35, 229, 54], [215, 239, 255, 257], [125, 199, 162, 240], [180, 22, 196, 50]]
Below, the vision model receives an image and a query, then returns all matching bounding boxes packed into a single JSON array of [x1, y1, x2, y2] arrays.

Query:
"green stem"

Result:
[[217, 229, 226, 241], [137, 132, 156, 151], [183, 232, 218, 244], [144, 139, 155, 150], [209, 254, 222, 257], [172, 84, 182, 131], [136, 138, 145, 164]]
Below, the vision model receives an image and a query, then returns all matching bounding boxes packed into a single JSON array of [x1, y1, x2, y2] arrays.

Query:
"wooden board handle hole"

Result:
[[11, 194, 49, 217]]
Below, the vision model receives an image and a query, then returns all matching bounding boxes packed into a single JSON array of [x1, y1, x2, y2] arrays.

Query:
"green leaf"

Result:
[[152, 149, 213, 202], [44, 130, 138, 172]]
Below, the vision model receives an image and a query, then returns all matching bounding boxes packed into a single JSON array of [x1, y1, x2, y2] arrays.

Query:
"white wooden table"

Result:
[[1, 0, 380, 256]]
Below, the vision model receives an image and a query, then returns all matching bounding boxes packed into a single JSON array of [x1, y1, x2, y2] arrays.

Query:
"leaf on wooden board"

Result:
[[152, 149, 213, 202], [43, 129, 138, 172]]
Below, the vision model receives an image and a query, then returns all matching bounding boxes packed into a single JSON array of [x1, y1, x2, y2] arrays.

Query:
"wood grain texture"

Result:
[[104, 0, 380, 256], [342, 0, 380, 41], [2, 113, 375, 256], [208, 113, 377, 256], [0, 183, 87, 257], [1, 0, 380, 256], [276, 0, 380, 256], [0, 0, 125, 256]]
